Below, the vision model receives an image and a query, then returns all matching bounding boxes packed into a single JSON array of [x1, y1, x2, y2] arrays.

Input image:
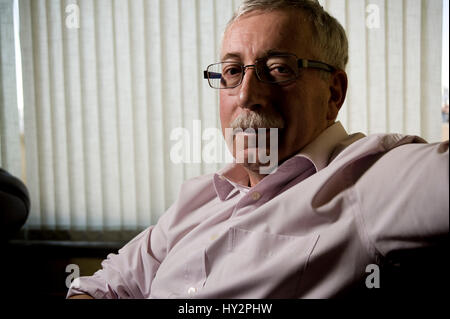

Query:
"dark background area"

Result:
[[1, 239, 122, 298]]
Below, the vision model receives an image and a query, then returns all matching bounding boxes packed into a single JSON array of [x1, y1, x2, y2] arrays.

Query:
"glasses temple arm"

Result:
[[203, 70, 222, 79], [297, 59, 335, 72]]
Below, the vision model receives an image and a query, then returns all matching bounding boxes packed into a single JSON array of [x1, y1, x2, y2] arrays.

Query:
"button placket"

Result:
[[183, 247, 208, 298], [187, 287, 198, 295]]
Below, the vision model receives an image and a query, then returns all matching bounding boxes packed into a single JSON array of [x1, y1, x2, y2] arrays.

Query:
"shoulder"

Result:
[[352, 136, 448, 255], [332, 132, 447, 170], [163, 171, 219, 223], [177, 172, 217, 201], [350, 133, 448, 194], [360, 135, 448, 176]]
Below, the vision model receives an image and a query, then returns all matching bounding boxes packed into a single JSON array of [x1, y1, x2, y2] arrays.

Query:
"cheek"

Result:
[[219, 92, 235, 130], [280, 83, 326, 121], [277, 88, 303, 124], [277, 87, 315, 139]]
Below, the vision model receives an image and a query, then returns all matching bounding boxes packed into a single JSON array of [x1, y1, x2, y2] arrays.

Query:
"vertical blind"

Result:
[[18, 0, 242, 235], [0, 0, 443, 237], [321, 0, 442, 138], [0, 0, 21, 177]]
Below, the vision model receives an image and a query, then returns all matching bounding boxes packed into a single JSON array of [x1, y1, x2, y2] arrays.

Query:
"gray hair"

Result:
[[226, 0, 348, 70]]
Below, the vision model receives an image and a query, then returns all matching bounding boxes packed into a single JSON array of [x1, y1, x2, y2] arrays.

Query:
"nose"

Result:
[[237, 66, 267, 111]]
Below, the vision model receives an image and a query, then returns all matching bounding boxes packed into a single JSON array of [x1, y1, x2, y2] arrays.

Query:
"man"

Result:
[[68, 0, 448, 299]]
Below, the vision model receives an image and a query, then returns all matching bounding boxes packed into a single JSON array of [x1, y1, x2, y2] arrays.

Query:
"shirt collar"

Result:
[[296, 121, 351, 172], [213, 164, 250, 200], [213, 122, 365, 200]]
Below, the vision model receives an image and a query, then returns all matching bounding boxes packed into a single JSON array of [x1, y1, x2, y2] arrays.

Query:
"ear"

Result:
[[327, 70, 347, 122]]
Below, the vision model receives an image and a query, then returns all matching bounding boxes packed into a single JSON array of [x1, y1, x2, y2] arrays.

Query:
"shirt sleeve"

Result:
[[354, 141, 449, 260], [66, 207, 172, 299]]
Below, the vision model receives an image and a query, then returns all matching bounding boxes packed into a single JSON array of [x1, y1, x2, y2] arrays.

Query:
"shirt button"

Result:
[[187, 287, 198, 295], [251, 192, 261, 200]]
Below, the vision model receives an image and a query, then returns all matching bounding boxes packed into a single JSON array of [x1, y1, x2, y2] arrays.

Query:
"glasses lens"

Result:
[[207, 62, 243, 89], [258, 55, 299, 83]]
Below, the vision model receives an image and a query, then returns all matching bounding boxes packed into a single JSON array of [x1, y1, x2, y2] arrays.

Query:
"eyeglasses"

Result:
[[203, 54, 336, 89]]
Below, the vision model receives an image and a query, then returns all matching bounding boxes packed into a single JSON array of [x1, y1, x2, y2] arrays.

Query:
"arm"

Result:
[[66, 209, 171, 299], [355, 141, 449, 257], [353, 141, 449, 295], [68, 294, 94, 299]]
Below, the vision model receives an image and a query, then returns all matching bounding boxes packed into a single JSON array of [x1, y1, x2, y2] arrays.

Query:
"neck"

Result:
[[245, 167, 267, 187]]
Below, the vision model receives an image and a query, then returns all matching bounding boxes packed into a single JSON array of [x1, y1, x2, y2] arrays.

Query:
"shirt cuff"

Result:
[[66, 273, 115, 299]]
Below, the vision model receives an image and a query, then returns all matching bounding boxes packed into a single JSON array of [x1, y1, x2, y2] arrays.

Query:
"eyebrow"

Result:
[[265, 49, 295, 57], [221, 52, 242, 61], [221, 49, 295, 61]]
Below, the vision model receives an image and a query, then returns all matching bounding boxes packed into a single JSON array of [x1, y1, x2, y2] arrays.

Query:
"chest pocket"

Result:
[[204, 227, 320, 298]]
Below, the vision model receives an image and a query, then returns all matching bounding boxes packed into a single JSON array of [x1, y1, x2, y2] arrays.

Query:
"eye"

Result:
[[268, 64, 294, 76], [222, 64, 242, 77]]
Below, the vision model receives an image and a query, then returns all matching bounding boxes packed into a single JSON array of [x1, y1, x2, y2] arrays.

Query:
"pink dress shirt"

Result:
[[67, 122, 449, 298]]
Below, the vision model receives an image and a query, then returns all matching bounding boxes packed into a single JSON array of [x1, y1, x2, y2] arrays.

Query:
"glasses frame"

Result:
[[203, 54, 336, 89]]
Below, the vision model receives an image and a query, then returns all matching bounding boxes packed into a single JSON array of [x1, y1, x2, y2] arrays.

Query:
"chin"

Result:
[[241, 161, 264, 173], [235, 147, 277, 175]]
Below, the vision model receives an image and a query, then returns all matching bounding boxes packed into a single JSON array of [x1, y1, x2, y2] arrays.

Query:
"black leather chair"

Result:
[[0, 168, 30, 241]]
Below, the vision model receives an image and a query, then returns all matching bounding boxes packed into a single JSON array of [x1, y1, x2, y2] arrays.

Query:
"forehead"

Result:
[[221, 9, 316, 60]]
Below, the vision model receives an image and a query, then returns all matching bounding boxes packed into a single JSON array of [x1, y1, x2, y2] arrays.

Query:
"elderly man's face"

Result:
[[220, 9, 340, 170]]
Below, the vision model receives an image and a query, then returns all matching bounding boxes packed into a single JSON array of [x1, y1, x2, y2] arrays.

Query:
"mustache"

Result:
[[229, 111, 285, 131]]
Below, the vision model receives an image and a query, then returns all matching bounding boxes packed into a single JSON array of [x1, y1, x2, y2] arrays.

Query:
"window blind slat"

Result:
[[181, 0, 202, 180], [33, 0, 56, 229], [346, 0, 368, 134], [367, 0, 387, 134], [47, 0, 72, 229], [130, 0, 151, 228], [386, 0, 405, 134], [161, 0, 184, 208], [19, 0, 40, 229], [199, 0, 220, 174], [95, 0, 122, 230], [147, 0, 166, 223], [404, 0, 422, 136], [420, 0, 443, 142], [113, 0, 137, 230], [79, 0, 104, 231], [0, 0, 21, 176]]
